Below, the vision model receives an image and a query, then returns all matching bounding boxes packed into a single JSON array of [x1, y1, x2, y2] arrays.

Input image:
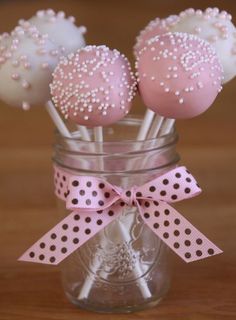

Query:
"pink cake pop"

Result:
[[136, 32, 223, 119], [50, 45, 137, 127], [134, 15, 178, 56]]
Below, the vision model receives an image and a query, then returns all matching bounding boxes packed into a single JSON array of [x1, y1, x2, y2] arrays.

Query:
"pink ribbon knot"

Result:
[[19, 166, 222, 265]]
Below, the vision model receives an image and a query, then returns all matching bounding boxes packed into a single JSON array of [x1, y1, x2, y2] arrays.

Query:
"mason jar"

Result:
[[53, 116, 179, 313]]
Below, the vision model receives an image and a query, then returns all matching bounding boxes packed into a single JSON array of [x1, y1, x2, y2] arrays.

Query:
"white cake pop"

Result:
[[19, 9, 86, 56], [0, 25, 62, 109], [168, 8, 236, 83]]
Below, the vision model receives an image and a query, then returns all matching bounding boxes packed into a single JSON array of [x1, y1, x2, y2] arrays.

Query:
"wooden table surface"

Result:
[[0, 1, 236, 319]]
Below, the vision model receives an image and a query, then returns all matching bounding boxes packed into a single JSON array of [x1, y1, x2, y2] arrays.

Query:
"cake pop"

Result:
[[134, 15, 178, 56], [136, 32, 223, 119], [19, 9, 86, 56], [168, 8, 236, 83], [50, 45, 137, 127], [0, 25, 61, 109]]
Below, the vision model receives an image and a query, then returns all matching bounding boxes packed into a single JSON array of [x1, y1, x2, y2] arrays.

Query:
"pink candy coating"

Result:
[[134, 16, 178, 56], [136, 32, 223, 119], [50, 45, 137, 127]]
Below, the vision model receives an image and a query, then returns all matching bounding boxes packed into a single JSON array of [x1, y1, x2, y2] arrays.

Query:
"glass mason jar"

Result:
[[53, 116, 179, 313]]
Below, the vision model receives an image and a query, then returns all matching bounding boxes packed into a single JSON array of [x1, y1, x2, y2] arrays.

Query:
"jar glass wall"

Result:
[[53, 117, 179, 313]]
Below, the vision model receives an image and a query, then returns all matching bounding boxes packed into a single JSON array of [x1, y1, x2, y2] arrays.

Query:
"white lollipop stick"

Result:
[[78, 125, 91, 141], [136, 109, 155, 141], [94, 126, 104, 171], [147, 114, 164, 139], [158, 118, 175, 136]]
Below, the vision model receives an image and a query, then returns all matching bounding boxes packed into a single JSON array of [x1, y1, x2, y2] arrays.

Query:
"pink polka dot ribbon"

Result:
[[19, 166, 222, 265]]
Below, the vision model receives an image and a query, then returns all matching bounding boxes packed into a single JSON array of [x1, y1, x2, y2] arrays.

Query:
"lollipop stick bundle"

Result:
[[2, 7, 235, 305]]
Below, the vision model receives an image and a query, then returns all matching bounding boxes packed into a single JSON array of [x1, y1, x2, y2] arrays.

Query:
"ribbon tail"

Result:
[[138, 200, 222, 263], [19, 205, 121, 265]]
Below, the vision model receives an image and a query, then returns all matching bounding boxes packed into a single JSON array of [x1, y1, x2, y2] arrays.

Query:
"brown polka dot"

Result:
[[104, 192, 110, 198], [175, 173, 181, 178], [149, 186, 156, 192], [39, 254, 45, 261], [173, 183, 180, 189], [85, 217, 91, 223], [126, 191, 131, 197], [72, 180, 79, 187], [79, 190, 85, 196], [73, 226, 79, 232], [136, 192, 142, 197], [98, 200, 104, 206], [163, 179, 169, 185], [164, 220, 170, 227], [108, 210, 114, 216], [72, 198, 78, 205], [40, 242, 45, 249], [185, 188, 191, 194], [120, 201, 125, 207], [185, 240, 191, 247], [86, 199, 91, 205], [196, 250, 202, 257], [97, 219, 103, 225], [154, 201, 159, 206], [208, 248, 215, 255], [163, 232, 169, 239], [62, 176, 66, 181], [144, 212, 150, 219], [50, 257, 56, 263], [61, 236, 68, 242], [171, 195, 178, 200], [174, 230, 180, 236], [196, 238, 203, 245], [164, 209, 170, 215], [85, 229, 91, 235], [29, 252, 35, 258], [51, 233, 57, 239], [97, 210, 103, 214], [185, 228, 191, 235], [57, 172, 60, 178], [92, 191, 97, 197], [154, 211, 160, 217], [174, 218, 180, 225], [186, 177, 191, 183], [62, 224, 68, 230], [153, 223, 159, 229], [99, 183, 105, 189], [86, 181, 92, 187], [61, 247, 67, 254], [185, 252, 191, 259], [174, 242, 180, 249], [144, 201, 150, 207], [60, 182, 63, 188], [57, 189, 61, 194], [73, 238, 79, 244], [74, 214, 80, 220], [50, 245, 56, 251], [160, 190, 166, 196]]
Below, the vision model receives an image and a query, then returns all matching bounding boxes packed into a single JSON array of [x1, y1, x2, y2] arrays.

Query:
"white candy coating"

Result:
[[21, 9, 86, 55], [0, 25, 62, 109], [169, 8, 236, 83]]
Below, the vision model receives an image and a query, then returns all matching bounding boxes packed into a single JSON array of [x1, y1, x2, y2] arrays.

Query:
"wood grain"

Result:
[[0, 1, 236, 319]]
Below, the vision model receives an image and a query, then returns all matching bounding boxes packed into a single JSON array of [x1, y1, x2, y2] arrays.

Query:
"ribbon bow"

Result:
[[19, 166, 222, 265]]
